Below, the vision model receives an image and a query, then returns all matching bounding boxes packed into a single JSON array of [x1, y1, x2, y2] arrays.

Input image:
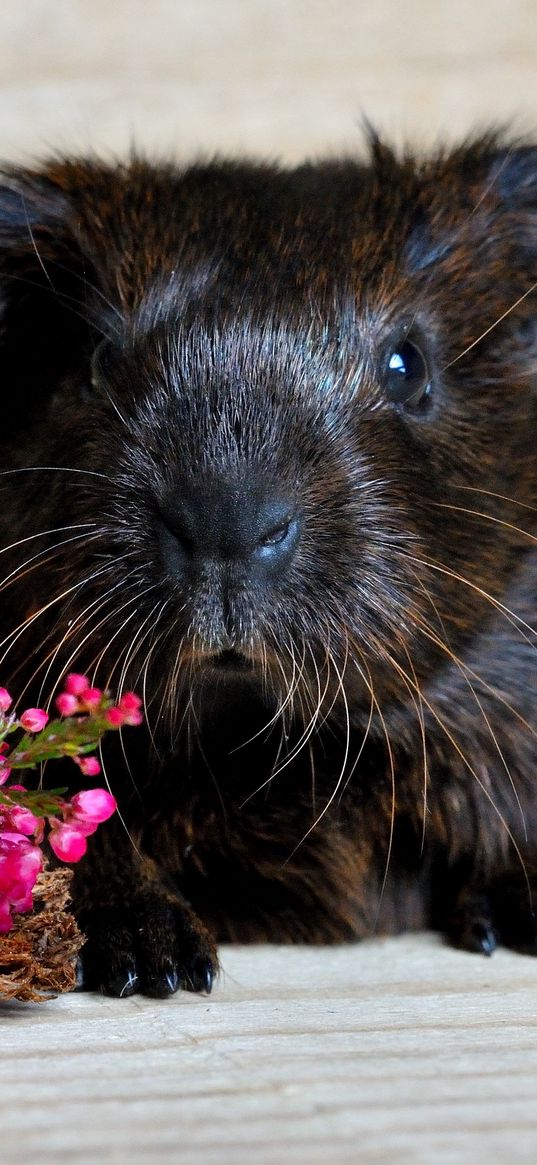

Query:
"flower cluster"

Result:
[[0, 677, 143, 932]]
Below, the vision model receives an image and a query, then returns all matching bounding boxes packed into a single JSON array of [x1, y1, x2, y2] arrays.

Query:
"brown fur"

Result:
[[0, 131, 536, 995]]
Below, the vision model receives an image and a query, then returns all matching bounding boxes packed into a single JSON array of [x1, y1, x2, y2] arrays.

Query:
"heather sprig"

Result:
[[0, 676, 143, 932]]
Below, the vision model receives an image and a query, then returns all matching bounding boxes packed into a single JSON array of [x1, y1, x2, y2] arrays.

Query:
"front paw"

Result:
[[445, 870, 537, 957], [76, 893, 218, 998]]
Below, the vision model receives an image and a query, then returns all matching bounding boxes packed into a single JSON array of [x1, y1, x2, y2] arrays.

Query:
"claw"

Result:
[[143, 965, 181, 998], [471, 921, 497, 957], [105, 967, 140, 998], [185, 956, 214, 994], [73, 956, 86, 992]]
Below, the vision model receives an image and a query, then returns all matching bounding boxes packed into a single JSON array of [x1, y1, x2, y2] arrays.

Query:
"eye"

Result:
[[384, 338, 431, 408]]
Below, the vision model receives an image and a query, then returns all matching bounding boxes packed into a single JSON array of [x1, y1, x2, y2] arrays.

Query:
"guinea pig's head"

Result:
[[0, 134, 536, 742]]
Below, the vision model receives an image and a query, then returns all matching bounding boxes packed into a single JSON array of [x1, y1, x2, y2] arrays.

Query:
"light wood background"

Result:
[[1, 0, 537, 163], [1, 2, 537, 1162]]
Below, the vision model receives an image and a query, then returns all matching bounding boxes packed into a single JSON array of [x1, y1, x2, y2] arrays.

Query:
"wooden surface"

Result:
[[2, 934, 537, 1164]]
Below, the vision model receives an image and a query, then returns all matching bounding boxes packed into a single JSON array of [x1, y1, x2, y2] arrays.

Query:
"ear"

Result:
[[489, 143, 537, 268], [491, 142, 537, 206], [0, 168, 102, 429]]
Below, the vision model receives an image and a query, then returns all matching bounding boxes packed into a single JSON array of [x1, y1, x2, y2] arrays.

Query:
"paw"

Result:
[[446, 872, 537, 957], [76, 893, 218, 998], [446, 889, 498, 956]]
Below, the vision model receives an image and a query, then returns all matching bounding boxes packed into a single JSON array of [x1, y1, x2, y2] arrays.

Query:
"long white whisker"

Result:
[[283, 645, 351, 864], [442, 280, 537, 370]]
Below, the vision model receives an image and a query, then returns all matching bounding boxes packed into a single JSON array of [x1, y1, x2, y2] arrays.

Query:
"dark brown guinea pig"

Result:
[[0, 131, 536, 997]]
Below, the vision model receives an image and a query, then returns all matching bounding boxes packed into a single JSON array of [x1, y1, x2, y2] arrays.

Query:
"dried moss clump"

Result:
[[0, 866, 83, 1001]]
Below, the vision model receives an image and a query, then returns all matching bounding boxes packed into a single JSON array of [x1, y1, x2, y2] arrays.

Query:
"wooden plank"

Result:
[[2, 935, 537, 1164]]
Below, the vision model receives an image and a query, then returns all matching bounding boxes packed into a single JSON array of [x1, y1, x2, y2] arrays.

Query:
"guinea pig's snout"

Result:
[[157, 479, 300, 581]]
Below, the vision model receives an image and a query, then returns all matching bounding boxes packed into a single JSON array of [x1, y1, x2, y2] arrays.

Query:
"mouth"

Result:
[[208, 649, 254, 673]]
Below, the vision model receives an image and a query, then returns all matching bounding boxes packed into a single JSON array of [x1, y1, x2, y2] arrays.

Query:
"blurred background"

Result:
[[0, 0, 536, 163]]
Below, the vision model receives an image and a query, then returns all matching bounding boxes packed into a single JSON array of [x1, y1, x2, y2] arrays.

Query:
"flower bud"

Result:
[[19, 708, 49, 733], [48, 823, 87, 862], [75, 755, 101, 777], [56, 692, 79, 717], [64, 673, 90, 696], [0, 687, 12, 713], [80, 687, 103, 710], [69, 788, 117, 826]]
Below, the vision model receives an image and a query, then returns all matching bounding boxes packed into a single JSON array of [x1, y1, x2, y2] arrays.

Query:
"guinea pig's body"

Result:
[[0, 133, 536, 996]]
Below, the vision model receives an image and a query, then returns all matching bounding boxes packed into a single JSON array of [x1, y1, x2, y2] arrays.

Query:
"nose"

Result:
[[158, 480, 300, 579]]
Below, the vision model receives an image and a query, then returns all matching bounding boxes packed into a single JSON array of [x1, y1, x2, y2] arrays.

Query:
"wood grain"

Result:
[[2, 935, 537, 1163]]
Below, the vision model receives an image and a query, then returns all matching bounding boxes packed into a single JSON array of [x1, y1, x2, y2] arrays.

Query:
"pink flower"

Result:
[[7, 805, 39, 836], [48, 822, 87, 862], [105, 707, 125, 727], [47, 790, 117, 865], [105, 693, 143, 729], [80, 687, 102, 710], [19, 707, 49, 732], [64, 673, 90, 696], [74, 755, 101, 777], [119, 692, 143, 726], [55, 692, 79, 717], [0, 759, 12, 786], [68, 788, 117, 831], [0, 832, 43, 931], [0, 687, 12, 713]]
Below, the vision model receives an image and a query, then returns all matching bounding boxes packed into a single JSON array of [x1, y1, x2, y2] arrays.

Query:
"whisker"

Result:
[[409, 611, 531, 840], [283, 642, 351, 864], [336, 651, 375, 804], [85, 583, 161, 684], [132, 602, 173, 759], [35, 566, 142, 705], [0, 529, 104, 597], [0, 521, 98, 558], [353, 650, 397, 927], [27, 588, 130, 707], [96, 743, 143, 859], [452, 484, 537, 515], [399, 641, 429, 857], [0, 466, 113, 481], [230, 635, 305, 754], [0, 559, 127, 667], [21, 194, 56, 291], [99, 598, 166, 802], [0, 263, 123, 338], [404, 552, 537, 644], [259, 643, 330, 781], [377, 637, 531, 897], [431, 501, 537, 544], [442, 280, 537, 370]]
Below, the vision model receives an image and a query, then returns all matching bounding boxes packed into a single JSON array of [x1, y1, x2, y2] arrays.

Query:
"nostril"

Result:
[[254, 513, 300, 563], [258, 519, 292, 548], [157, 499, 199, 555], [156, 500, 201, 581], [172, 527, 195, 556]]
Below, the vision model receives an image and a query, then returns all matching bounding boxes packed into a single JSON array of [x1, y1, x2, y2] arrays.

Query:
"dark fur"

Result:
[[0, 133, 536, 996]]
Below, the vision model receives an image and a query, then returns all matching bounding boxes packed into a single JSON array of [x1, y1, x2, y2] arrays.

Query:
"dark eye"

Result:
[[384, 338, 431, 408]]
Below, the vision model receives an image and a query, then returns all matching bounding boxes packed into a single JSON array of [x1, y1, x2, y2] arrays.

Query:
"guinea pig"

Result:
[[0, 130, 536, 997]]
